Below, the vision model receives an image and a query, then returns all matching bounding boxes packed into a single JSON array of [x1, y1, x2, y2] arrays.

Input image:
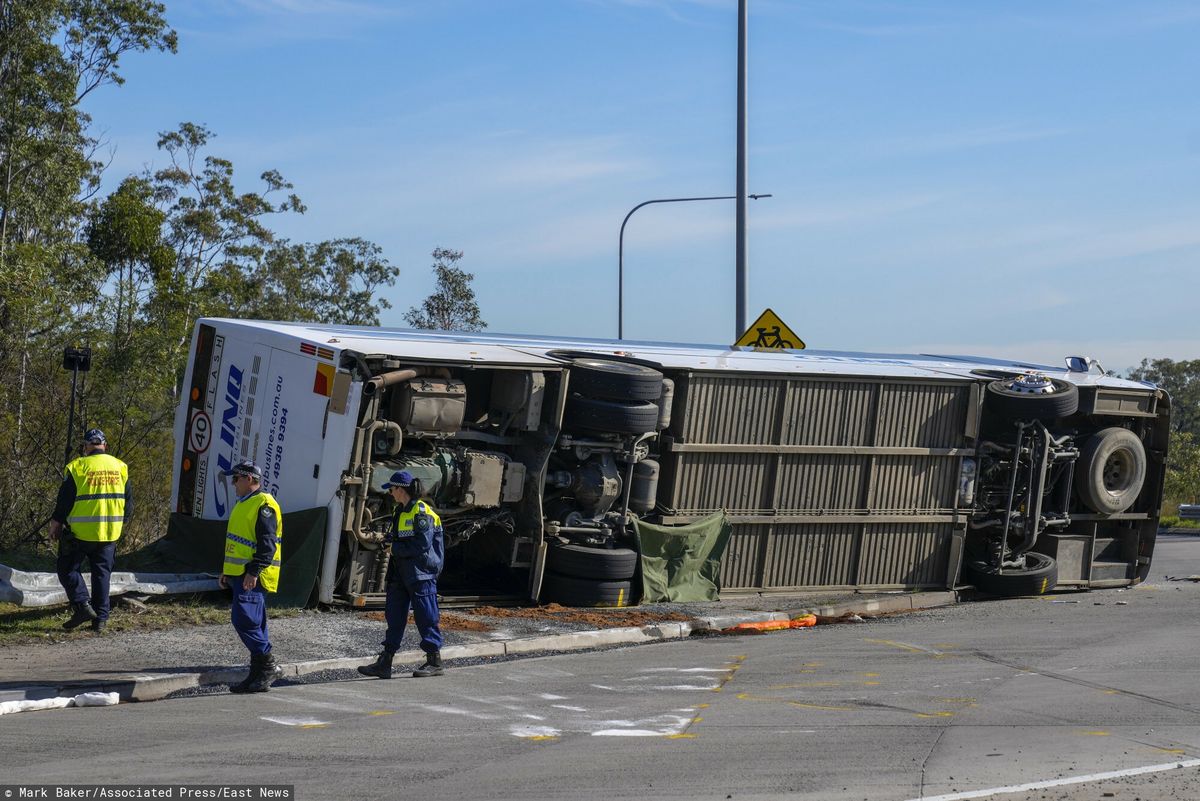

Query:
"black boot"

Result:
[[357, 649, 395, 679], [90, 618, 106, 634], [229, 654, 264, 694], [413, 650, 444, 678], [63, 602, 98, 631], [244, 652, 280, 693]]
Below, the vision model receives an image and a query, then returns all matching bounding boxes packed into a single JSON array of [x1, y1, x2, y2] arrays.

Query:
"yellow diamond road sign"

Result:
[[735, 308, 805, 349]]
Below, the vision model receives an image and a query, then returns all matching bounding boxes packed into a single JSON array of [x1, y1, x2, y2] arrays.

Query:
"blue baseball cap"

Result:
[[84, 428, 106, 444], [222, 459, 263, 481], [382, 470, 415, 489]]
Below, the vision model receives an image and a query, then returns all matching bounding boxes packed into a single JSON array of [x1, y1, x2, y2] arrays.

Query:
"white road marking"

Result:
[[415, 704, 502, 720], [552, 704, 588, 711], [510, 725, 560, 738], [637, 667, 729, 673], [538, 693, 566, 700], [907, 758, 1200, 801], [260, 716, 329, 727], [591, 713, 693, 737], [261, 694, 362, 713]]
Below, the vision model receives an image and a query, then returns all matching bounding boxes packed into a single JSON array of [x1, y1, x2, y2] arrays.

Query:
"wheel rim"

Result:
[[1005, 373, 1057, 394], [1102, 449, 1136, 494]]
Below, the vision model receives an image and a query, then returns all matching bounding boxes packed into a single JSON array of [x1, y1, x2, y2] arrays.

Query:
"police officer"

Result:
[[50, 429, 130, 633], [358, 470, 446, 679], [219, 459, 284, 694]]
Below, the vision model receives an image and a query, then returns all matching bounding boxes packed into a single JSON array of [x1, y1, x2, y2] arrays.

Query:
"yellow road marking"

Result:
[[769, 681, 842, 689], [665, 733, 697, 739], [735, 691, 852, 712], [864, 638, 945, 656], [368, 711, 395, 716], [1081, 730, 1111, 736]]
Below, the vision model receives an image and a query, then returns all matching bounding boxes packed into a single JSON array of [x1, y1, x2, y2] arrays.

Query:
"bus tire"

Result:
[[985, 378, 1079, 421], [541, 571, 633, 607], [568, 358, 664, 402], [1076, 427, 1146, 514], [547, 543, 638, 581], [964, 552, 1057, 597], [564, 396, 660, 434]]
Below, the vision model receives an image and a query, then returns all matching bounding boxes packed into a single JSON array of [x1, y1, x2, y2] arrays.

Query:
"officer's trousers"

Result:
[[383, 578, 443, 655], [230, 584, 272, 656], [57, 537, 116, 622]]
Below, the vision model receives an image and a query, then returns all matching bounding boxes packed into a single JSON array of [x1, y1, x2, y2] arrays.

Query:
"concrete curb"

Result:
[[1, 590, 960, 706]]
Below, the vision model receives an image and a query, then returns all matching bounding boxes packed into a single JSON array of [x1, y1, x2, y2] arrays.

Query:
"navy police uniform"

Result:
[[358, 469, 446, 679], [52, 429, 131, 631], [220, 459, 283, 693], [383, 494, 445, 655]]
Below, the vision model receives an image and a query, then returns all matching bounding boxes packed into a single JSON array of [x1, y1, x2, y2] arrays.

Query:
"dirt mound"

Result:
[[467, 604, 692, 629]]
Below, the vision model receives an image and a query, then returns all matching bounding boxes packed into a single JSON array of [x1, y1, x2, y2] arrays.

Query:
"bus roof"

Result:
[[199, 318, 1154, 390]]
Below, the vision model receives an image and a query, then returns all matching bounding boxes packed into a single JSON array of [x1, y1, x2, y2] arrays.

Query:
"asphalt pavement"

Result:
[[0, 587, 957, 703], [4, 546, 1200, 801]]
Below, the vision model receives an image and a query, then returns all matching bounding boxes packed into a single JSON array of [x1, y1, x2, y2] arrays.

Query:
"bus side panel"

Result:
[[658, 371, 972, 591]]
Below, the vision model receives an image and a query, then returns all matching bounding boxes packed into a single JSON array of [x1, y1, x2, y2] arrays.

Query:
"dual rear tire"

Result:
[[540, 542, 638, 607]]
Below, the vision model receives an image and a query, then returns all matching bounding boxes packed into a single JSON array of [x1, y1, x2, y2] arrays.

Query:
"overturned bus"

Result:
[[171, 319, 1170, 607]]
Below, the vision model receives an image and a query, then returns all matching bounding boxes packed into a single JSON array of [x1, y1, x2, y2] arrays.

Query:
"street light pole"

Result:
[[618, 193, 771, 340], [735, 0, 749, 339]]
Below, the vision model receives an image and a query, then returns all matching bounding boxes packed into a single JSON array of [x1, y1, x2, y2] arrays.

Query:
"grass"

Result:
[[0, 593, 301, 646], [1161, 516, 1200, 529], [0, 546, 58, 572]]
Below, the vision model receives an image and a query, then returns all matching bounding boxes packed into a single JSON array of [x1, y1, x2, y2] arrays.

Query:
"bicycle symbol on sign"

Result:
[[749, 325, 794, 349]]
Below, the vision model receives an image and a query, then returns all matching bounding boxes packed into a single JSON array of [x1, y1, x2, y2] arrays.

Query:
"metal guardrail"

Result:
[[1180, 504, 1200, 520]]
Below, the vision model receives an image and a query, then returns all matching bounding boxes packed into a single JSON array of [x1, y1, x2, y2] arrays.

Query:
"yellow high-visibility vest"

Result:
[[223, 492, 283, 593], [65, 453, 128, 543], [394, 500, 442, 535]]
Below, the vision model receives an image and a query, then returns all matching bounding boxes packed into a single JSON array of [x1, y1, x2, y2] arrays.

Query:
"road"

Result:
[[3, 535, 1200, 801]]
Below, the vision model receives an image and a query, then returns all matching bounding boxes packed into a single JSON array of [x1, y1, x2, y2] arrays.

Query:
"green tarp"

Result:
[[634, 512, 732, 603], [133, 508, 328, 608]]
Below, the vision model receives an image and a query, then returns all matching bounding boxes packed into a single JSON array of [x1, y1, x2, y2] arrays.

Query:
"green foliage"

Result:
[[0, 8, 399, 554], [1128, 358, 1200, 438], [1126, 359, 1200, 511], [404, 247, 486, 332], [211, 237, 394, 326], [1159, 516, 1200, 529], [0, 594, 299, 645], [1163, 431, 1200, 507], [0, 0, 176, 550]]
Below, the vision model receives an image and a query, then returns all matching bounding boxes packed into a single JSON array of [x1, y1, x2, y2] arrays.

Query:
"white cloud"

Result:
[[483, 138, 648, 190], [877, 124, 1072, 157]]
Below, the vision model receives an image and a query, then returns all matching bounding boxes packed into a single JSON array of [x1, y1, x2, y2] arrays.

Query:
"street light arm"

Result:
[[618, 193, 771, 340]]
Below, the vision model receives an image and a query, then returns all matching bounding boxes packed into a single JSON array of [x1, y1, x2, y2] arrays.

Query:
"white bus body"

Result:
[[172, 319, 1170, 605]]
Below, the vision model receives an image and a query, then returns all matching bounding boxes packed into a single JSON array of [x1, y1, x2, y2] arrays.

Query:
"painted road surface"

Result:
[[2, 536, 1200, 800]]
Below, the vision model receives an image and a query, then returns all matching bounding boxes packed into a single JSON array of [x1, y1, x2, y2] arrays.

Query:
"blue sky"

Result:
[[85, 0, 1200, 370]]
